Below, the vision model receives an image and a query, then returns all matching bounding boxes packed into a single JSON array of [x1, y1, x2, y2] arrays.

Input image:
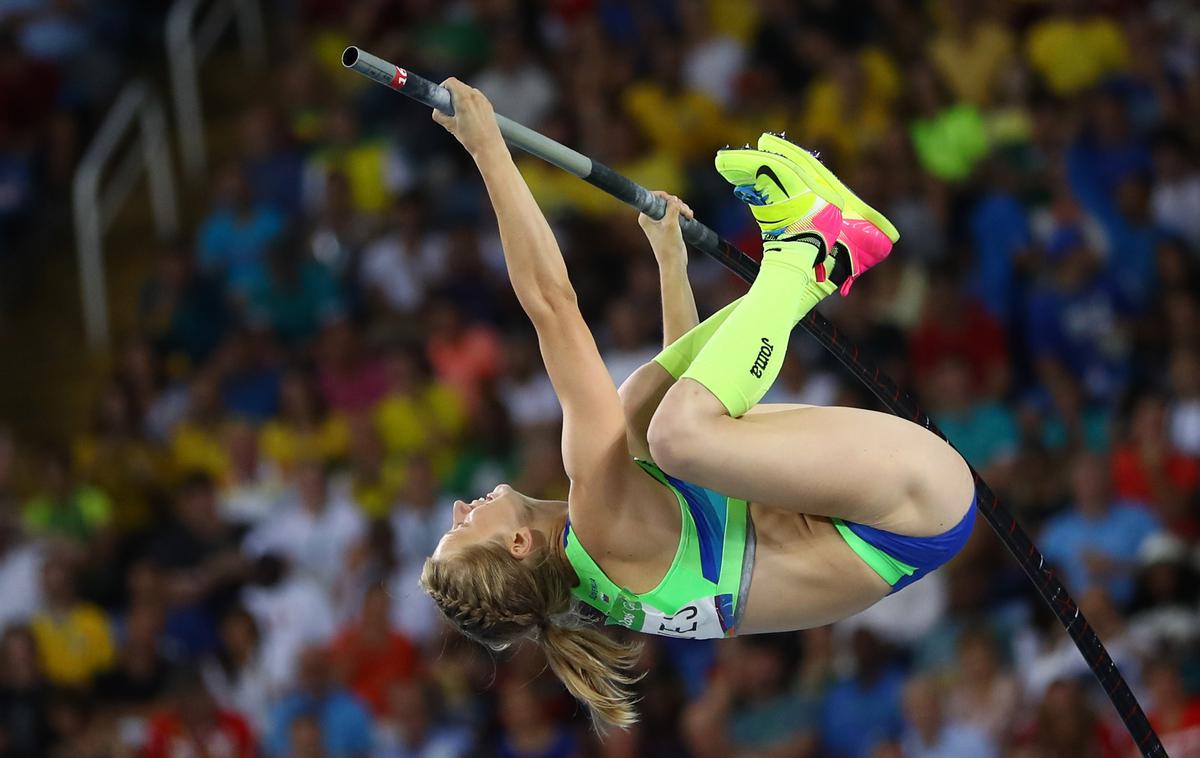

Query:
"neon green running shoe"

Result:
[[756, 132, 898, 295], [758, 132, 899, 243], [714, 147, 846, 269]]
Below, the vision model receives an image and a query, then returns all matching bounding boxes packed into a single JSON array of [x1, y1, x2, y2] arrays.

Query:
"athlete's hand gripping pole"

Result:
[[341, 45, 1165, 758]]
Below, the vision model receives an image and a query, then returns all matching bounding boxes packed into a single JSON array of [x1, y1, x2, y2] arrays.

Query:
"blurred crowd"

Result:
[[3, 0, 1200, 756]]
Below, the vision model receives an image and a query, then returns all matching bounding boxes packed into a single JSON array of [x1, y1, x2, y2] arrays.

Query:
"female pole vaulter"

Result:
[[420, 80, 975, 726]]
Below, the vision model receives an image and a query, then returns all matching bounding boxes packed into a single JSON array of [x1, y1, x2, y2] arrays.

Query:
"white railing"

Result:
[[166, 0, 266, 181], [72, 80, 179, 349]]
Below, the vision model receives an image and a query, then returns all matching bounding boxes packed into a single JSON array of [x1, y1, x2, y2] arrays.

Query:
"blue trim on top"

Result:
[[845, 498, 977, 594], [661, 470, 728, 584]]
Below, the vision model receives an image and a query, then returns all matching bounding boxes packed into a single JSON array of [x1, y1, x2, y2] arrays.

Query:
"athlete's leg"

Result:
[[648, 144, 969, 536], [652, 387, 974, 537], [620, 298, 745, 458], [652, 297, 743, 379], [648, 145, 844, 450]]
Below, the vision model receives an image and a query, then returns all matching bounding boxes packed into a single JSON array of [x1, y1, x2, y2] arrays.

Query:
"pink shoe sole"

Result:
[[838, 219, 894, 296]]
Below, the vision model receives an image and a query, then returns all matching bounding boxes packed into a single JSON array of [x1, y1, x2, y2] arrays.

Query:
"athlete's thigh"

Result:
[[690, 405, 973, 537], [744, 402, 815, 416]]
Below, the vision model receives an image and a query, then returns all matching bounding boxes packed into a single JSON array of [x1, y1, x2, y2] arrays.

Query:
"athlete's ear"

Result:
[[510, 526, 535, 560]]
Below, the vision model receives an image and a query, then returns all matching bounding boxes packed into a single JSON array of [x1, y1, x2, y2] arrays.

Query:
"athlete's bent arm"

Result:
[[620, 193, 700, 458], [641, 192, 699, 346], [433, 80, 629, 491]]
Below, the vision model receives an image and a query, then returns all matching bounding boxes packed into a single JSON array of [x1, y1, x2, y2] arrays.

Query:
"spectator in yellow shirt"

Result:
[[30, 555, 115, 688], [171, 371, 232, 483], [73, 383, 168, 533], [928, 0, 1016, 106], [622, 42, 731, 163], [304, 107, 399, 217], [800, 45, 901, 167], [1026, 4, 1129, 96], [346, 416, 406, 520], [260, 371, 350, 475], [374, 344, 465, 480]]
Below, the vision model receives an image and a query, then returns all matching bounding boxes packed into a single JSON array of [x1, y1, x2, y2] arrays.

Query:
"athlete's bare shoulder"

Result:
[[566, 459, 683, 595]]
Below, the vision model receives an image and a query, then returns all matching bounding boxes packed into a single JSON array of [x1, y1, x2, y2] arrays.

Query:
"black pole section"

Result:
[[343, 47, 1165, 757]]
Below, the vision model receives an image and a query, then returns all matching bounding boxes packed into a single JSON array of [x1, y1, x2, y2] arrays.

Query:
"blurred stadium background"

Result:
[[0, 0, 1199, 756]]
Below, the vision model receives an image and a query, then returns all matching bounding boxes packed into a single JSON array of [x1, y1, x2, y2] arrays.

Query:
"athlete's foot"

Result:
[[714, 146, 845, 282], [756, 132, 897, 295]]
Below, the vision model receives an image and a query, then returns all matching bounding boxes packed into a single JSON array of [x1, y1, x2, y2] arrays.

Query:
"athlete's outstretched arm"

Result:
[[433, 80, 628, 487]]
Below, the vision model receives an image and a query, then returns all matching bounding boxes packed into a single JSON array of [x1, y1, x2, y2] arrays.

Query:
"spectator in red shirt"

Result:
[[909, 266, 1010, 399], [142, 667, 256, 758], [1111, 394, 1199, 537], [1147, 658, 1200, 758], [330, 584, 420, 716], [425, 298, 502, 412]]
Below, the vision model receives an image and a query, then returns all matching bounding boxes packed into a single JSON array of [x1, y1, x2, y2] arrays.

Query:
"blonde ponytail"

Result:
[[541, 622, 642, 727], [421, 540, 643, 726]]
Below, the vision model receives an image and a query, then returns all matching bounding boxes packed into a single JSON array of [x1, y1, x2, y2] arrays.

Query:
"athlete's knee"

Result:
[[647, 382, 717, 478], [911, 441, 976, 530], [646, 410, 699, 478], [939, 447, 976, 514]]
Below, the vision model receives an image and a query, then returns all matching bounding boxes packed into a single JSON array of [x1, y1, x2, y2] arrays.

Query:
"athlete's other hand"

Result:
[[638, 191, 693, 266], [433, 78, 505, 160]]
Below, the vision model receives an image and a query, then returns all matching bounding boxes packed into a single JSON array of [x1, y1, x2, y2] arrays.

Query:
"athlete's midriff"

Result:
[[735, 503, 891, 635]]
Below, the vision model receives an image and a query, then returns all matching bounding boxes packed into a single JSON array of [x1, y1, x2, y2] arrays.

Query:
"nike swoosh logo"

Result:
[[756, 165, 789, 197]]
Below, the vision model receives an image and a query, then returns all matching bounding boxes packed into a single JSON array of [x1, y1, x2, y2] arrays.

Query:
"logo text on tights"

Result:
[[750, 337, 774, 378]]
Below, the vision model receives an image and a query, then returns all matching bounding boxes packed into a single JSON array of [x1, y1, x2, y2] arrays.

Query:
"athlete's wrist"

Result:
[[470, 135, 511, 166], [653, 244, 688, 271]]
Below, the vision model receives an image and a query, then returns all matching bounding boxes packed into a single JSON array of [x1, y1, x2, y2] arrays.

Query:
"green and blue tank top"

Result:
[[562, 459, 755, 639]]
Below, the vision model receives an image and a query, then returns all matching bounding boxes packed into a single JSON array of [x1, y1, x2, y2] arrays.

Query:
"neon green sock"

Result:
[[681, 241, 834, 417], [653, 298, 743, 379]]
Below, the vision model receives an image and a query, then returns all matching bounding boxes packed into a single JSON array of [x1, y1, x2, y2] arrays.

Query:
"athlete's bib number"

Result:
[[641, 600, 726, 640]]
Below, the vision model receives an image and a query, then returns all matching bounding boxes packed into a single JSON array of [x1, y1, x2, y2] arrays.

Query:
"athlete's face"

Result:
[[434, 484, 537, 559]]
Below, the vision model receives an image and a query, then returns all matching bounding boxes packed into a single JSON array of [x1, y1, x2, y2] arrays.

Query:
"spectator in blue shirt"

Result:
[[820, 629, 905, 758], [1041, 452, 1160, 606], [1025, 227, 1133, 404], [243, 234, 344, 346], [900, 675, 997, 758], [139, 242, 232, 367], [239, 105, 304, 216], [265, 645, 373, 758], [968, 161, 1033, 325], [197, 165, 285, 295], [1065, 90, 1166, 311], [215, 330, 281, 423], [927, 356, 1018, 482]]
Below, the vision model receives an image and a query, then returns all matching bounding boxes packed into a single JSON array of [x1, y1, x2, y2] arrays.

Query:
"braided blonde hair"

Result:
[[420, 540, 643, 726]]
